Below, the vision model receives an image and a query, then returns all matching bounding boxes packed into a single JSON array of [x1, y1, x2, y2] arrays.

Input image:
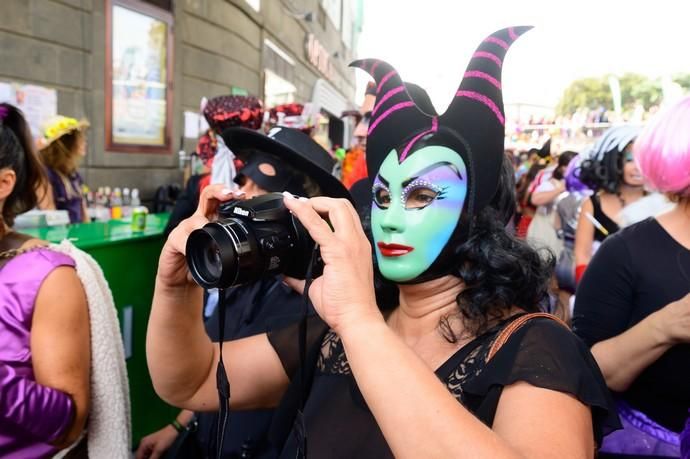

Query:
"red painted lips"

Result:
[[377, 242, 414, 257]]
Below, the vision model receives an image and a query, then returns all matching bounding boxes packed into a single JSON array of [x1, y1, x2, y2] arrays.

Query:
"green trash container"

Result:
[[23, 214, 179, 447]]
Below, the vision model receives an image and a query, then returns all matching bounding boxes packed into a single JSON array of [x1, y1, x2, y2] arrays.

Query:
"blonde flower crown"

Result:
[[39, 115, 89, 149]]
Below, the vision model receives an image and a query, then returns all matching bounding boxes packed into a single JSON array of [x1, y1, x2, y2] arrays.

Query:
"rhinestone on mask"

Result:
[[401, 179, 442, 205]]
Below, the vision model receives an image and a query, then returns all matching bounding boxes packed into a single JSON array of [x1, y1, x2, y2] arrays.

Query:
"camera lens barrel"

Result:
[[185, 193, 320, 289], [186, 219, 259, 289]]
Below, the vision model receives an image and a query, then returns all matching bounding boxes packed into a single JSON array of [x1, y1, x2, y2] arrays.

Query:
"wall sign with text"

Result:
[[305, 34, 334, 81]]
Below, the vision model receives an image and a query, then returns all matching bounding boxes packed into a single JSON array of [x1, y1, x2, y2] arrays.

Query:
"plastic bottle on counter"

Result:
[[110, 187, 123, 220], [95, 187, 103, 206], [131, 188, 141, 207], [95, 187, 111, 222], [85, 190, 97, 222], [122, 187, 132, 218]]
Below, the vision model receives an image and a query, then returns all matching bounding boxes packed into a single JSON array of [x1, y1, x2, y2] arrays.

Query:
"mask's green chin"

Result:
[[377, 254, 422, 282]]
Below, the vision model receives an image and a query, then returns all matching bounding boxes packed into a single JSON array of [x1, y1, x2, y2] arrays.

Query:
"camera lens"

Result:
[[201, 239, 222, 281], [185, 194, 321, 289], [187, 223, 243, 288]]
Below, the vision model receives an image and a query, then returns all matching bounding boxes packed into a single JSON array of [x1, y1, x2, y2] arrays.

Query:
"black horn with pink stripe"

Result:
[[349, 59, 432, 175], [351, 26, 531, 212]]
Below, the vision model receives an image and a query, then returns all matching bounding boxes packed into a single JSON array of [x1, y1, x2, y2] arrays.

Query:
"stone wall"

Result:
[[0, 0, 358, 204]]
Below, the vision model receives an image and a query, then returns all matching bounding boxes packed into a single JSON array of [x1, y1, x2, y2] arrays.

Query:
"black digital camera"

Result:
[[185, 193, 321, 289]]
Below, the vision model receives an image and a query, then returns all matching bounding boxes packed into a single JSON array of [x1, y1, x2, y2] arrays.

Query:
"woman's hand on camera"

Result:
[[282, 193, 382, 335], [157, 185, 246, 288]]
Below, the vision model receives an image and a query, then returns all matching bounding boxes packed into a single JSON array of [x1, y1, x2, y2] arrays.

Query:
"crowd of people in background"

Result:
[[1, 24, 689, 459], [506, 103, 663, 147], [513, 103, 661, 130]]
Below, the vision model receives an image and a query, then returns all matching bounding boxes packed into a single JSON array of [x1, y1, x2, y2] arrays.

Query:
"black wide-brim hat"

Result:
[[221, 126, 353, 202]]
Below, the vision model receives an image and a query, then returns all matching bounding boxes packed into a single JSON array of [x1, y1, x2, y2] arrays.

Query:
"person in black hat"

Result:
[[137, 127, 349, 459], [223, 126, 350, 201], [164, 95, 265, 237]]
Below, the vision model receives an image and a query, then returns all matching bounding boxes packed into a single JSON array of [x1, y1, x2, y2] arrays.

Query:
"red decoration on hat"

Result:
[[203, 95, 264, 133], [269, 103, 304, 119], [195, 130, 218, 166], [269, 103, 313, 134]]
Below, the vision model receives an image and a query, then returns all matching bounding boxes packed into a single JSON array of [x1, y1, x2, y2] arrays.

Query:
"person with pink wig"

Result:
[[573, 96, 690, 458]]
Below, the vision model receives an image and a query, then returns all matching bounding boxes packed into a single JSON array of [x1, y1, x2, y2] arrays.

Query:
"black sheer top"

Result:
[[267, 313, 619, 458]]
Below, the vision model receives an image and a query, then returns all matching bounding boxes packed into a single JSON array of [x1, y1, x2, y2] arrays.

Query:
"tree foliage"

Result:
[[673, 73, 690, 90], [556, 77, 612, 115], [556, 72, 678, 116], [621, 73, 662, 110]]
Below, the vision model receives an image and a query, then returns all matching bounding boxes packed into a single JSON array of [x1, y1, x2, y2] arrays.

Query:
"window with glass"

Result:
[[341, 0, 353, 48], [244, 0, 260, 12], [264, 70, 297, 107], [320, 0, 342, 30]]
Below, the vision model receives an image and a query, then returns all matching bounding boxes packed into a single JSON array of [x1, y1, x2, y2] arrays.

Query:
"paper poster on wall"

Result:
[[0, 82, 12, 104], [22, 85, 58, 136], [183, 111, 200, 139], [0, 81, 58, 137]]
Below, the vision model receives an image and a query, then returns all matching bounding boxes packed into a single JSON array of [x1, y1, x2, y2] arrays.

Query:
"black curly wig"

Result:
[[577, 146, 629, 193], [448, 206, 554, 339], [446, 154, 554, 339], [577, 126, 639, 194]]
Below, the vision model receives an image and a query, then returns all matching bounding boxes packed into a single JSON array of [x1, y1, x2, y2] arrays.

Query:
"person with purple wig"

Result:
[[573, 95, 690, 458], [554, 153, 592, 303]]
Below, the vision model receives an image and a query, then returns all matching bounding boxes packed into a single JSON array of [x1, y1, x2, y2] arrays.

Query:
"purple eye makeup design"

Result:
[[401, 179, 447, 209]]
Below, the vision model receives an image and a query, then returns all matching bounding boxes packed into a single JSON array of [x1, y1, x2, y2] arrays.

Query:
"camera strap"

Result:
[[211, 244, 320, 458], [215, 288, 230, 459], [294, 243, 321, 459]]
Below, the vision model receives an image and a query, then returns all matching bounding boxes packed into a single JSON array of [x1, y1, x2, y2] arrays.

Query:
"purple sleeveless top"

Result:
[[0, 248, 77, 458]]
